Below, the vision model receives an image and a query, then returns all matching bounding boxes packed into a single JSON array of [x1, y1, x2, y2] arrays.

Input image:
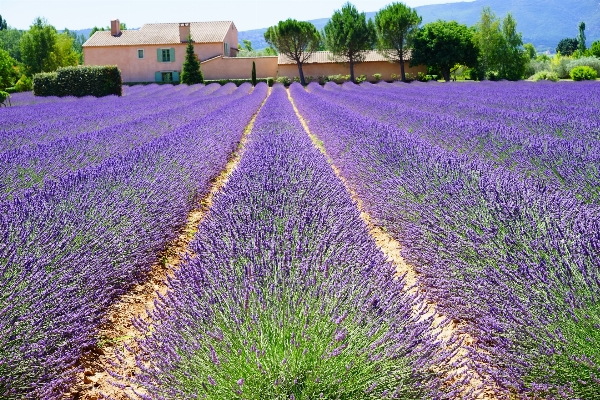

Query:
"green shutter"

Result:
[[155, 72, 162, 82], [170, 48, 175, 62], [172, 71, 180, 82], [157, 48, 162, 62]]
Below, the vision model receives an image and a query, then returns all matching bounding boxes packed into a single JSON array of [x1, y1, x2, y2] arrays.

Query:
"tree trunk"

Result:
[[400, 53, 406, 82], [349, 56, 355, 83], [297, 62, 306, 86], [441, 67, 451, 82]]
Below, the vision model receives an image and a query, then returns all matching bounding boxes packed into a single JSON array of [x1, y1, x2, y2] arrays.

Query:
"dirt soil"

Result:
[[64, 89, 271, 400], [286, 89, 497, 400]]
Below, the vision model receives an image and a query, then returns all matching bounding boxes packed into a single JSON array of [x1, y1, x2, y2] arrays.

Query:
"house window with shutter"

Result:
[[157, 48, 175, 62], [137, 49, 144, 59], [224, 42, 229, 56]]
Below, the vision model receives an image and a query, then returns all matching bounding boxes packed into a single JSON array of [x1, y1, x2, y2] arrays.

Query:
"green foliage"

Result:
[[372, 73, 382, 81], [374, 2, 422, 82], [0, 15, 7, 31], [570, 65, 597, 81], [0, 27, 24, 61], [264, 19, 321, 85], [590, 40, 600, 58], [242, 39, 253, 52], [523, 43, 536, 59], [33, 65, 122, 97], [411, 20, 478, 82], [205, 78, 273, 87], [251, 61, 257, 86], [237, 47, 278, 57], [324, 2, 376, 83], [566, 57, 600, 76], [578, 21, 586, 53], [472, 8, 527, 80], [181, 36, 204, 85], [556, 38, 578, 56], [90, 22, 126, 38], [526, 304, 600, 398], [531, 70, 559, 82], [14, 75, 33, 92], [0, 90, 10, 106], [20, 17, 78, 76], [63, 28, 86, 63], [0, 48, 16, 89]]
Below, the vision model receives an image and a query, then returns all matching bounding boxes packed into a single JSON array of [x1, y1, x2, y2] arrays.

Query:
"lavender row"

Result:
[[313, 82, 600, 204], [0, 83, 268, 399], [290, 82, 600, 398], [0, 84, 252, 198], [0, 83, 232, 151], [116, 85, 457, 399]]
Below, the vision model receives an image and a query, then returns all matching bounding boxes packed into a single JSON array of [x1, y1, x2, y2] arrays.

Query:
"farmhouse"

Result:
[[83, 19, 425, 83]]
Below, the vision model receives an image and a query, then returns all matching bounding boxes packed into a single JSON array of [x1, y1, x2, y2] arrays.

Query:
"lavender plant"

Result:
[[117, 85, 453, 399], [290, 82, 600, 398], [0, 83, 267, 398]]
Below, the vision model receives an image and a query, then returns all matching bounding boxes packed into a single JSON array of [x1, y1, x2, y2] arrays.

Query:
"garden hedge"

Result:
[[33, 65, 122, 97], [204, 77, 274, 87]]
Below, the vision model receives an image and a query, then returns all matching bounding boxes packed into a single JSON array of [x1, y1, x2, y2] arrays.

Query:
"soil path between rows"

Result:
[[286, 88, 497, 400], [66, 87, 271, 400]]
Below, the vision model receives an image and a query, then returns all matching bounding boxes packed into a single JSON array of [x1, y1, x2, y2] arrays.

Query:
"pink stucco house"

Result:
[[83, 19, 238, 83]]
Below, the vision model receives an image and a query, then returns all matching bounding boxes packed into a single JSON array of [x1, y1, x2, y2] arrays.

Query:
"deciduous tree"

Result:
[[0, 48, 17, 89], [556, 38, 578, 56], [374, 2, 421, 82], [324, 2, 376, 83], [411, 20, 478, 82], [181, 35, 204, 85], [472, 7, 504, 79], [264, 19, 320, 85], [523, 43, 536, 59], [499, 13, 527, 80]]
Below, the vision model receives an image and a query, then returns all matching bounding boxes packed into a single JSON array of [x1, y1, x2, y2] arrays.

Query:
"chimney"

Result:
[[179, 23, 191, 42], [111, 19, 121, 36]]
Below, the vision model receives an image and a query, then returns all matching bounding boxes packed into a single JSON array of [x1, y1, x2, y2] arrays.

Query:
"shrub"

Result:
[[417, 72, 431, 82], [372, 73, 382, 81], [525, 59, 551, 78], [570, 65, 598, 81], [204, 78, 274, 87], [531, 70, 559, 82], [33, 65, 122, 97], [327, 74, 350, 84], [0, 90, 10, 106], [14, 75, 33, 92], [566, 56, 600, 76], [355, 74, 367, 83], [276, 76, 291, 86], [550, 54, 572, 78]]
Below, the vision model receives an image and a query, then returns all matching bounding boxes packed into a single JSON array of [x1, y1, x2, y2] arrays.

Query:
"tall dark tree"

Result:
[[411, 20, 478, 82], [578, 21, 586, 53], [499, 13, 527, 81], [251, 61, 257, 86], [264, 19, 320, 85], [180, 35, 204, 85], [324, 2, 376, 83], [556, 38, 578, 56], [0, 15, 7, 31], [374, 2, 422, 82]]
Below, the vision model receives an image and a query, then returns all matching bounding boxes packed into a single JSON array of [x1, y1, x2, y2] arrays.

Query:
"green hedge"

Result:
[[33, 65, 122, 97], [204, 78, 274, 87]]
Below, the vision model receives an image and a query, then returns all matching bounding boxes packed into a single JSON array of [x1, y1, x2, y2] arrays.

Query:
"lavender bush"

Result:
[[117, 85, 456, 399], [0, 83, 267, 398], [290, 81, 600, 398]]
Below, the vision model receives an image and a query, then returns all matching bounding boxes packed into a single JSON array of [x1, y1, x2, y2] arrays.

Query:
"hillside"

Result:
[[239, 0, 600, 52]]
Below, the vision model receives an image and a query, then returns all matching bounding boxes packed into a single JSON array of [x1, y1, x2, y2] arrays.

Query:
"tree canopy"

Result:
[[556, 38, 578, 56], [578, 21, 586, 53], [264, 19, 320, 85], [181, 35, 204, 85], [0, 48, 16, 89], [590, 40, 600, 58], [20, 18, 78, 76], [411, 20, 477, 82], [0, 15, 7, 31], [374, 2, 421, 82], [0, 27, 24, 61], [523, 43, 536, 59], [324, 2, 376, 83]]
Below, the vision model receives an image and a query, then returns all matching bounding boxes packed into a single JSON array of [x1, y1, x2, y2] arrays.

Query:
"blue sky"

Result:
[[0, 0, 472, 31]]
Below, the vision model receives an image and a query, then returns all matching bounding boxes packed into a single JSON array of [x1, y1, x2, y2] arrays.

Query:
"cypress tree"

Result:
[[181, 35, 204, 85], [251, 61, 257, 86]]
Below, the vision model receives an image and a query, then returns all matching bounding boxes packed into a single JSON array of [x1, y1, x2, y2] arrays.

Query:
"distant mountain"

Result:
[[239, 0, 600, 52]]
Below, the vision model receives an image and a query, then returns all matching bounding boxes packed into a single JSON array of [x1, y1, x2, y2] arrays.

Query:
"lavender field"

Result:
[[1, 81, 599, 399]]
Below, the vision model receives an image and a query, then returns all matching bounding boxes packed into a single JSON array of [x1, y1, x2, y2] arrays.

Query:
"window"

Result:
[[161, 49, 171, 62], [157, 48, 175, 63], [137, 49, 144, 59], [162, 72, 173, 82], [224, 42, 229, 56]]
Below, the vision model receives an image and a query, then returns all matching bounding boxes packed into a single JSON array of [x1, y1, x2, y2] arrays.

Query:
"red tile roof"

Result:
[[83, 21, 234, 47]]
